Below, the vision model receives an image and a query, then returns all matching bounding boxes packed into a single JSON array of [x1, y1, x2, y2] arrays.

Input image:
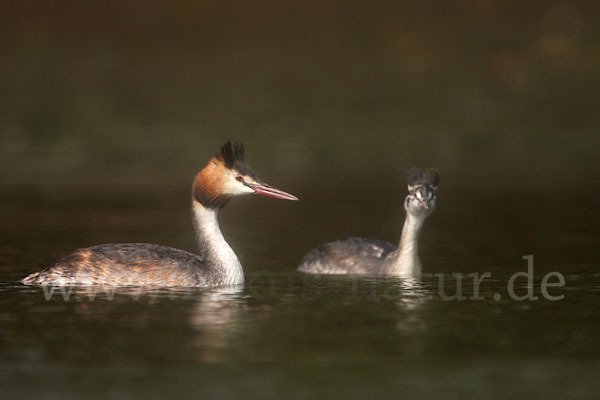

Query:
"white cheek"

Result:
[[222, 177, 254, 196]]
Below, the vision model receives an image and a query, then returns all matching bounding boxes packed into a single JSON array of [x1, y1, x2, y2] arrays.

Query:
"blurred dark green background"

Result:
[[1, 0, 599, 185], [2, 4, 600, 399]]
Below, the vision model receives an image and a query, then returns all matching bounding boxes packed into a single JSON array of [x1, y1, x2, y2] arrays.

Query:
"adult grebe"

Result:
[[21, 141, 298, 287], [297, 168, 439, 278]]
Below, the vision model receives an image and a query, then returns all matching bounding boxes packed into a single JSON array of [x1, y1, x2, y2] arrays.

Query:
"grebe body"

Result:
[[298, 168, 439, 278], [21, 243, 234, 287], [21, 142, 297, 287]]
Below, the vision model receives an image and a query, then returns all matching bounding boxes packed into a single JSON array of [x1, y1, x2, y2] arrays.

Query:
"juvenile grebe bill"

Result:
[[297, 168, 439, 278], [21, 141, 298, 287]]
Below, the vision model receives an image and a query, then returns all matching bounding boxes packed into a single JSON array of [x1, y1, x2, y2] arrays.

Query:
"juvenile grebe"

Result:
[[297, 168, 439, 277], [21, 141, 298, 287]]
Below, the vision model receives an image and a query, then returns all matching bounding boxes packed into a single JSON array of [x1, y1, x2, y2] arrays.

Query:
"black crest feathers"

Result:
[[407, 167, 440, 187], [217, 141, 245, 169]]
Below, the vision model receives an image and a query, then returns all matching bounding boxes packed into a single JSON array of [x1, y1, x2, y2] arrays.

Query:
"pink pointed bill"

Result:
[[247, 183, 298, 201]]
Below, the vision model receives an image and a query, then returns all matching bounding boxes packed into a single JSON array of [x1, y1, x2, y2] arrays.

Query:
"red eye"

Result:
[[235, 176, 243, 182]]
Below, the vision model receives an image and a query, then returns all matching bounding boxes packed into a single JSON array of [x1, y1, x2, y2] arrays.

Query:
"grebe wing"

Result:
[[298, 237, 396, 274], [86, 243, 204, 264]]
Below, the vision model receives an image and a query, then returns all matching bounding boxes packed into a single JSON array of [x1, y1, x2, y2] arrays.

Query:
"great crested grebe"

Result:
[[21, 141, 298, 287], [297, 168, 439, 278]]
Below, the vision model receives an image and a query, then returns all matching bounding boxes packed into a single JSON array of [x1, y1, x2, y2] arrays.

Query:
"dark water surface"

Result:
[[1, 181, 599, 399]]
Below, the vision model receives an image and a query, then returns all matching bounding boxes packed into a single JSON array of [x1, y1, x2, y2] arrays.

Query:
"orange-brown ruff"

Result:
[[21, 141, 298, 287], [192, 156, 232, 209]]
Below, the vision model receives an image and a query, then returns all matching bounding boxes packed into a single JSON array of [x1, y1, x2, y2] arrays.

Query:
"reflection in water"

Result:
[[30, 284, 215, 303], [394, 278, 431, 310], [389, 278, 433, 337], [9, 283, 252, 363], [188, 286, 246, 362], [42, 284, 251, 362]]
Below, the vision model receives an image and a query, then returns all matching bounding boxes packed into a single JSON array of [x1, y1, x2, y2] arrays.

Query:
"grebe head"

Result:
[[405, 168, 440, 216], [193, 141, 298, 208]]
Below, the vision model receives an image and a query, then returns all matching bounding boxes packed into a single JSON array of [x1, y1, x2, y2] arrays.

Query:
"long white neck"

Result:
[[191, 200, 244, 285], [383, 212, 427, 277]]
